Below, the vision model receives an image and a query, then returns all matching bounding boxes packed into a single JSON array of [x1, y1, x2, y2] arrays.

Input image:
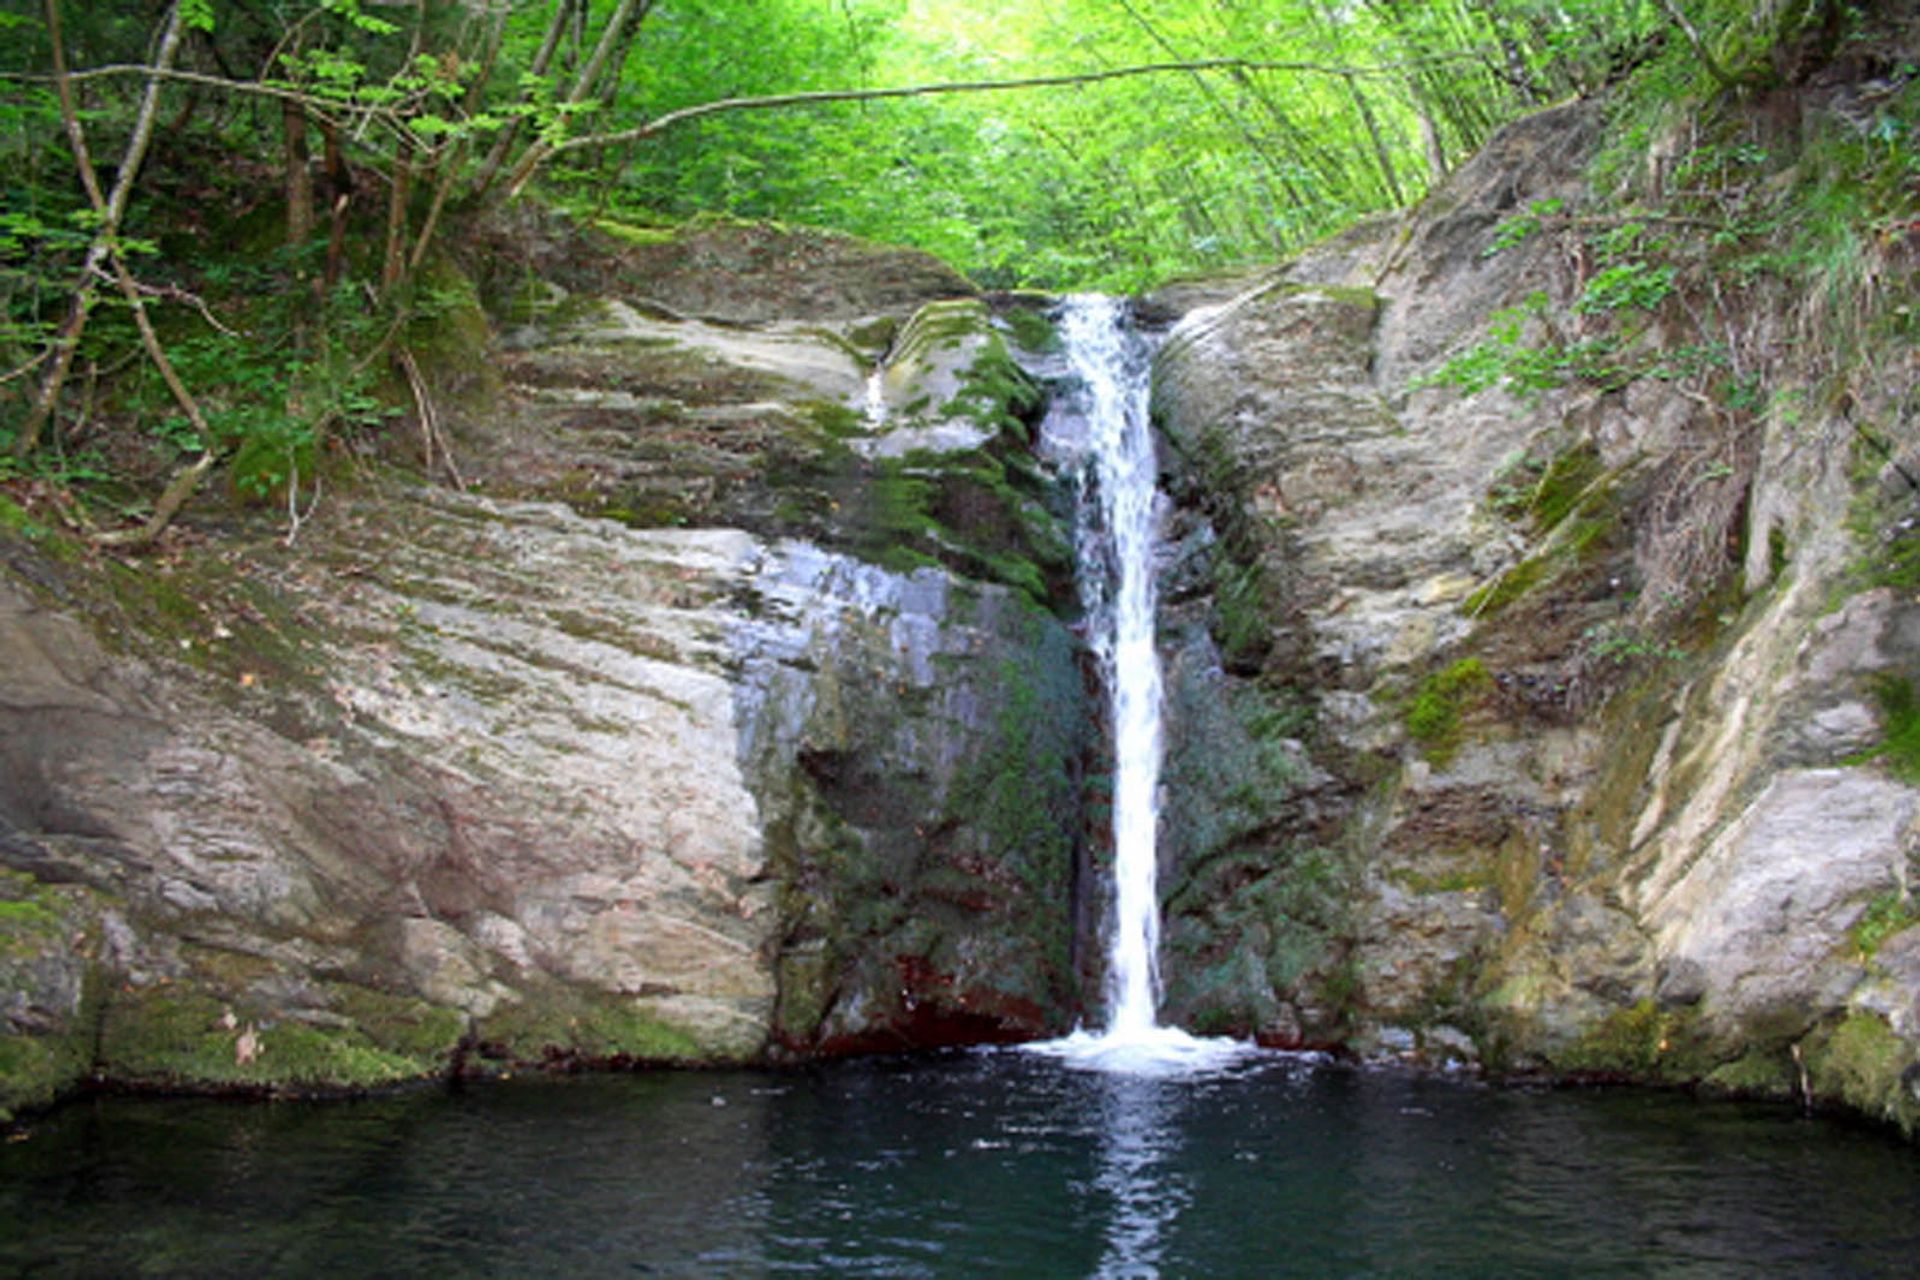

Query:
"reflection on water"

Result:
[[1091, 1074, 1184, 1279], [4, 1053, 1919, 1277]]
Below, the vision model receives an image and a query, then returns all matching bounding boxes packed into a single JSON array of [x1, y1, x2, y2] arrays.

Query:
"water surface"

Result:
[[4, 1052, 1917, 1277]]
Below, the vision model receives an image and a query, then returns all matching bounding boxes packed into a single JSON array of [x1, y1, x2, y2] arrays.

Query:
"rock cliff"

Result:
[[1, 218, 1088, 1117], [1151, 66, 1920, 1132]]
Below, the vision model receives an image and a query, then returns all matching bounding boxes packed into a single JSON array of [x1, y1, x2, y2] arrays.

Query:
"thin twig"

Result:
[[0, 348, 51, 386], [284, 457, 323, 547], [85, 264, 241, 336], [397, 347, 463, 490]]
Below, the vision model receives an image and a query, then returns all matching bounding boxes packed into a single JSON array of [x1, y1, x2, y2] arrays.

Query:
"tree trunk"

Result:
[[500, 0, 654, 201], [380, 143, 414, 298], [16, 0, 187, 460], [285, 100, 313, 252], [470, 0, 576, 199], [322, 122, 351, 290]]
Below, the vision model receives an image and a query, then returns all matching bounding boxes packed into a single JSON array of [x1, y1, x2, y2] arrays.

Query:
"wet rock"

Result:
[[0, 220, 1081, 1102], [1147, 90, 1920, 1122]]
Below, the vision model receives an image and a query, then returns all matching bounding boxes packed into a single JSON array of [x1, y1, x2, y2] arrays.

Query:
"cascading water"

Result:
[[1031, 295, 1248, 1075]]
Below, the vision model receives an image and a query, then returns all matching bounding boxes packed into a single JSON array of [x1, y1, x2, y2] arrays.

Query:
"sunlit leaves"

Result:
[[179, 0, 215, 35]]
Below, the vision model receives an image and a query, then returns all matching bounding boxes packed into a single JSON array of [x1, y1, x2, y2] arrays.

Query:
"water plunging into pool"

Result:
[[1032, 296, 1247, 1076]]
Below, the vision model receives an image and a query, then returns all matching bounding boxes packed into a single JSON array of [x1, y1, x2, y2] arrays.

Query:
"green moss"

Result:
[[1702, 1048, 1796, 1098], [1867, 528, 1920, 593], [1461, 555, 1551, 617], [1387, 863, 1494, 895], [801, 399, 873, 440], [0, 897, 59, 932], [1308, 283, 1382, 311], [593, 218, 677, 246], [1163, 841, 1356, 1028], [846, 315, 899, 356], [1850, 676, 1920, 784], [0, 494, 63, 546], [1805, 1012, 1920, 1136], [1000, 306, 1060, 354], [1404, 658, 1492, 763], [1461, 463, 1626, 618], [477, 995, 703, 1065], [1556, 999, 1669, 1075], [1768, 524, 1791, 581], [944, 331, 1043, 442], [0, 1032, 93, 1122], [0, 869, 92, 959], [97, 986, 433, 1091], [331, 986, 466, 1064], [1528, 445, 1605, 529]]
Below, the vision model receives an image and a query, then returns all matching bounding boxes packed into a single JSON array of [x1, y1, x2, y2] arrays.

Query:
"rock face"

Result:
[[1150, 92, 1920, 1131], [0, 215, 1086, 1117]]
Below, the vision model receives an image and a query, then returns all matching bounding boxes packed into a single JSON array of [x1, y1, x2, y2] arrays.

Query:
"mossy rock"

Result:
[[1550, 1001, 1745, 1085], [1404, 657, 1493, 764], [1461, 458, 1631, 619], [1702, 1047, 1797, 1098], [95, 986, 440, 1092], [0, 869, 83, 958], [475, 994, 703, 1066], [997, 304, 1061, 354], [0, 1032, 93, 1123], [1805, 1011, 1920, 1136]]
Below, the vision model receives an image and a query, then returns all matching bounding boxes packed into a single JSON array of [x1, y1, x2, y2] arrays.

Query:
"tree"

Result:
[[0, 0, 1704, 531]]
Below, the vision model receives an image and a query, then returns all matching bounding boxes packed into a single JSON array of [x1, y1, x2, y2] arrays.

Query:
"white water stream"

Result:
[[1031, 296, 1248, 1076]]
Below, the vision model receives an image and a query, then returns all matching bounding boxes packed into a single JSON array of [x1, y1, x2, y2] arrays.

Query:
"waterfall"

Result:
[[1062, 296, 1165, 1036], [1030, 296, 1248, 1074]]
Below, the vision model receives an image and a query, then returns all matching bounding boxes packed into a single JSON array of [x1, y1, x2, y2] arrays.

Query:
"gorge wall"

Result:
[[6, 57, 1920, 1137], [2, 220, 1091, 1116], [1149, 76, 1920, 1132]]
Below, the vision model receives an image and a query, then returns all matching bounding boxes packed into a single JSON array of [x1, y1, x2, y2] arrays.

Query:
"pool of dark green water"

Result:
[[3, 1050, 1916, 1277]]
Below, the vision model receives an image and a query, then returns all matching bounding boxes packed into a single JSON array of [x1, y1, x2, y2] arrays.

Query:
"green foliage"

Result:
[[1581, 620, 1686, 666], [1413, 292, 1621, 398], [1484, 198, 1566, 255], [1212, 555, 1274, 671], [1851, 889, 1919, 961], [595, 0, 1664, 288], [1405, 657, 1492, 762], [1853, 675, 1920, 784], [1575, 260, 1677, 313]]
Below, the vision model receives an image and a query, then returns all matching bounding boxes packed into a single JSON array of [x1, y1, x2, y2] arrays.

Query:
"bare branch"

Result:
[[2, 63, 366, 111], [531, 53, 1492, 168], [94, 450, 218, 550], [0, 349, 53, 387]]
